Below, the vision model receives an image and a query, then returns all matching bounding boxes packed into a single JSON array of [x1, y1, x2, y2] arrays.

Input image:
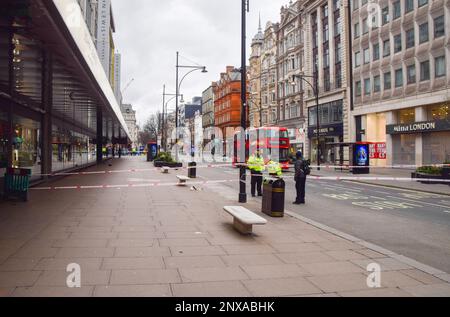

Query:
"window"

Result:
[[335, 42, 342, 63], [393, 1, 401, 20], [335, 63, 342, 88], [419, 22, 429, 43], [364, 78, 371, 95], [405, 0, 414, 12], [382, 7, 389, 25], [395, 68, 403, 87], [394, 34, 402, 53], [384, 72, 392, 90], [362, 18, 368, 34], [435, 56, 446, 78], [418, 0, 428, 7], [355, 51, 361, 67], [374, 75, 381, 92], [334, 15, 342, 36], [406, 28, 415, 48], [354, 22, 360, 38], [420, 60, 430, 81], [323, 23, 329, 43], [434, 16, 445, 38], [407, 65, 416, 84], [334, 0, 341, 11], [353, 0, 359, 10], [355, 81, 362, 96], [373, 43, 380, 61], [383, 39, 390, 57], [364, 48, 370, 64]]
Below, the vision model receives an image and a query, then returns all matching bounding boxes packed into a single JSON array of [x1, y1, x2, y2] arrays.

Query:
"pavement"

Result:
[[0, 157, 450, 297]]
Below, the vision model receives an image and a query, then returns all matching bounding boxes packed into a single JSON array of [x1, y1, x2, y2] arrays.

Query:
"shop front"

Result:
[[308, 100, 344, 164], [308, 124, 344, 164]]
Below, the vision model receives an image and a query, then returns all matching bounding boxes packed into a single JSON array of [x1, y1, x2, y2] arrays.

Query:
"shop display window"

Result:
[[423, 132, 450, 165], [12, 115, 41, 177], [427, 103, 450, 121]]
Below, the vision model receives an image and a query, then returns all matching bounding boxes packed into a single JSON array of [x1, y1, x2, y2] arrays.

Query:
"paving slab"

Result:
[[242, 277, 322, 297], [172, 281, 251, 297], [94, 284, 172, 297], [110, 269, 181, 285]]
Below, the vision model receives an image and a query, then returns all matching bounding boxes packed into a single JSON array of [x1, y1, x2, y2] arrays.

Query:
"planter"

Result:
[[442, 167, 450, 179], [153, 161, 182, 169], [412, 172, 449, 185]]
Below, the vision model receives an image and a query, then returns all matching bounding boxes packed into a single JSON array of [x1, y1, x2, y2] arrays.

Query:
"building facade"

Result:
[[202, 84, 216, 152], [302, 0, 352, 164], [120, 104, 138, 148], [262, 22, 280, 127], [351, 0, 450, 167], [249, 20, 264, 128], [0, 0, 130, 187], [276, 1, 307, 156], [213, 66, 245, 157]]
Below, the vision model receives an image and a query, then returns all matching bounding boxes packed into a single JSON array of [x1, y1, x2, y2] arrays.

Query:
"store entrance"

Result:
[[311, 136, 343, 164]]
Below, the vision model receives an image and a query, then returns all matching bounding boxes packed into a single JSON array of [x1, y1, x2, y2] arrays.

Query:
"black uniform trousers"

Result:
[[251, 171, 263, 196], [295, 176, 307, 203]]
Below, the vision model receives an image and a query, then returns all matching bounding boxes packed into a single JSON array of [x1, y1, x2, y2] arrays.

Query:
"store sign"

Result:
[[386, 120, 450, 135], [308, 124, 343, 137], [369, 143, 386, 160]]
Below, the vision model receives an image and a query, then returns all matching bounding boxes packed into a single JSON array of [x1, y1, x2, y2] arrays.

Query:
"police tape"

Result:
[[32, 163, 450, 177], [30, 176, 450, 191]]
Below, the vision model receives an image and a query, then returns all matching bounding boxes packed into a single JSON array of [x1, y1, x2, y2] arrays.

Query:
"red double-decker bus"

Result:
[[233, 127, 290, 171]]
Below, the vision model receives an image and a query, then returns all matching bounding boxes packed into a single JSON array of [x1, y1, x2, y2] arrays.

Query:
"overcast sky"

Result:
[[113, 0, 289, 127]]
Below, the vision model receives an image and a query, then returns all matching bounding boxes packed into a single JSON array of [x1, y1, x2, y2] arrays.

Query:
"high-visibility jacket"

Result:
[[247, 155, 265, 173], [267, 160, 282, 177]]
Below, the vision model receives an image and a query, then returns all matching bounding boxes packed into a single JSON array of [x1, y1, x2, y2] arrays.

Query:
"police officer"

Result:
[[294, 151, 307, 205], [247, 150, 265, 197], [267, 156, 283, 178]]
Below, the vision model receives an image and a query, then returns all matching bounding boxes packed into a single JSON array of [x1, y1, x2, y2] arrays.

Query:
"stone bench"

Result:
[[177, 175, 190, 186], [161, 167, 170, 174], [223, 206, 267, 235]]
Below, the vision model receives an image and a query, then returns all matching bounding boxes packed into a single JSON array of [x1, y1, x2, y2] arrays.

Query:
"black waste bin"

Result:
[[188, 162, 197, 179], [262, 177, 285, 217]]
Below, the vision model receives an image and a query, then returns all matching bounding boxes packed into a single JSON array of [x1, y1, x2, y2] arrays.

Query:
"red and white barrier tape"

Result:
[[30, 176, 450, 191]]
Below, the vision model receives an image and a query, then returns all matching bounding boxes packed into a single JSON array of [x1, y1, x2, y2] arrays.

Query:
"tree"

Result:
[[138, 112, 160, 145]]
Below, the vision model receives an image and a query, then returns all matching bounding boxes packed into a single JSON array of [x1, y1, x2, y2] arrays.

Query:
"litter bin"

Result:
[[3, 168, 31, 202], [262, 177, 285, 217], [188, 162, 197, 179]]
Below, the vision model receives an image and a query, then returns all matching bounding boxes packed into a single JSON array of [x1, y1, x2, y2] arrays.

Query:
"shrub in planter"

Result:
[[416, 166, 443, 175], [442, 161, 450, 179], [154, 152, 182, 168]]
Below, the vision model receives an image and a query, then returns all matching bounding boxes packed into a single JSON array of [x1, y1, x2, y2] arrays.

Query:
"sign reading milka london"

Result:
[[386, 120, 450, 135]]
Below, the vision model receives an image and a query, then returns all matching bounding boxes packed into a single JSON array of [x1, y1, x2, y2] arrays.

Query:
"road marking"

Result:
[[352, 201, 423, 211], [387, 196, 450, 210], [343, 180, 450, 197]]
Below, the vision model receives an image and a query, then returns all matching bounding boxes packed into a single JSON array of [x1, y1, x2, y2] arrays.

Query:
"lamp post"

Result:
[[175, 51, 207, 162], [162, 84, 183, 152], [239, 0, 249, 203], [292, 72, 321, 171]]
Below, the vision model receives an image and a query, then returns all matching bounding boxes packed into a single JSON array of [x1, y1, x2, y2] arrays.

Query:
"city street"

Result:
[[199, 163, 450, 273]]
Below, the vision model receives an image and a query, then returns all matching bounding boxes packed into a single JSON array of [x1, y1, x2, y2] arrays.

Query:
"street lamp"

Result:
[[175, 51, 207, 161], [291, 72, 321, 171], [162, 84, 183, 151], [239, 0, 250, 203]]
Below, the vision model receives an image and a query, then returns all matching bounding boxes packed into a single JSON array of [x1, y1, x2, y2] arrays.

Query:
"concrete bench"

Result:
[[223, 206, 267, 235], [161, 167, 170, 174], [177, 175, 190, 186]]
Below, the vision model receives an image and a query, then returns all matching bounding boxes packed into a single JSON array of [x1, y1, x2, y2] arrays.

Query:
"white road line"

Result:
[[387, 196, 450, 210], [343, 180, 450, 197]]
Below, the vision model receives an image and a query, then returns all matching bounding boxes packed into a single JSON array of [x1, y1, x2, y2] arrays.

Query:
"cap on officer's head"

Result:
[[296, 151, 303, 159]]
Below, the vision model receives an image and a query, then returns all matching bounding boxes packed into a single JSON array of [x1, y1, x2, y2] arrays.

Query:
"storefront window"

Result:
[[428, 103, 450, 121], [398, 108, 415, 124], [392, 134, 416, 165], [423, 132, 450, 164], [12, 115, 41, 177]]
